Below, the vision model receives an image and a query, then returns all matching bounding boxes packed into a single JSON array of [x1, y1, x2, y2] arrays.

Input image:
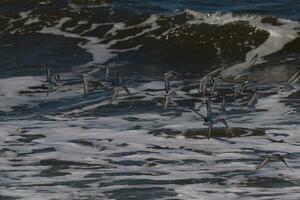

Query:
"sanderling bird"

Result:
[[110, 71, 132, 101], [43, 64, 60, 95], [192, 100, 234, 139], [255, 154, 293, 171], [233, 81, 248, 100], [163, 71, 179, 93], [82, 66, 111, 96], [47, 74, 60, 87], [198, 67, 223, 96], [43, 64, 60, 83], [111, 86, 131, 101]]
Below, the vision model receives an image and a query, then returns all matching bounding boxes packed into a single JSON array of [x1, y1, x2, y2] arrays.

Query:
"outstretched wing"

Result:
[[247, 92, 257, 107], [111, 90, 118, 101], [214, 118, 234, 136], [198, 81, 203, 96], [209, 78, 217, 96], [220, 95, 226, 111], [83, 77, 89, 96], [123, 86, 131, 95], [207, 67, 223, 77], [167, 87, 180, 96], [163, 71, 172, 79], [44, 64, 52, 83], [116, 72, 123, 86], [164, 71, 179, 79], [214, 118, 229, 126], [249, 54, 258, 67], [233, 86, 239, 100], [47, 68, 52, 83], [46, 84, 50, 96], [277, 155, 294, 171], [291, 74, 300, 86], [105, 63, 110, 81], [255, 156, 270, 170], [207, 123, 212, 139], [287, 68, 300, 85], [164, 77, 170, 94], [53, 74, 60, 83], [94, 81, 103, 89], [164, 95, 171, 110]]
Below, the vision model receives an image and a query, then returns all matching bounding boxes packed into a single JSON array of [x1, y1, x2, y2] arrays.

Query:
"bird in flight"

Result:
[[192, 100, 234, 139], [255, 154, 294, 171]]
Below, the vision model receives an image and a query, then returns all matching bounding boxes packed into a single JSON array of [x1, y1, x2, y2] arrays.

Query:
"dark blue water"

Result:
[[114, 0, 300, 20]]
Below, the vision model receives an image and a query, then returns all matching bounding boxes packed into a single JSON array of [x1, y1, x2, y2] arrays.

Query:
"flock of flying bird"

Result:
[[41, 60, 300, 172]]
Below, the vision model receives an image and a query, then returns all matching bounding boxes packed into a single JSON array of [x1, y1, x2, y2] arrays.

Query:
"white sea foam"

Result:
[[0, 75, 86, 112], [0, 76, 43, 111], [8, 11, 32, 23], [1, 109, 299, 199], [24, 17, 40, 25]]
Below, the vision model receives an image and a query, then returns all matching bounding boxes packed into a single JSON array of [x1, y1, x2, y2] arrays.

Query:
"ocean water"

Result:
[[0, 0, 300, 199]]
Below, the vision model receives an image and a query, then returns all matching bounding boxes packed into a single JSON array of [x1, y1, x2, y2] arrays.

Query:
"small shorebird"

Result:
[[192, 100, 234, 139], [198, 67, 223, 96], [43, 64, 60, 96], [82, 64, 114, 96], [233, 81, 248, 100], [43, 64, 60, 83], [110, 71, 132, 101], [111, 86, 131, 101], [199, 77, 218, 96], [163, 71, 179, 93], [255, 154, 293, 171]]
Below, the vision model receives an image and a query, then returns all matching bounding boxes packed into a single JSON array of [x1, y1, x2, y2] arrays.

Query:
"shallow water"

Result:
[[0, 1, 300, 199]]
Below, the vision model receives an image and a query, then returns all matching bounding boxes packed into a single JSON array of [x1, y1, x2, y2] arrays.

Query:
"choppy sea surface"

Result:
[[0, 0, 300, 199]]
